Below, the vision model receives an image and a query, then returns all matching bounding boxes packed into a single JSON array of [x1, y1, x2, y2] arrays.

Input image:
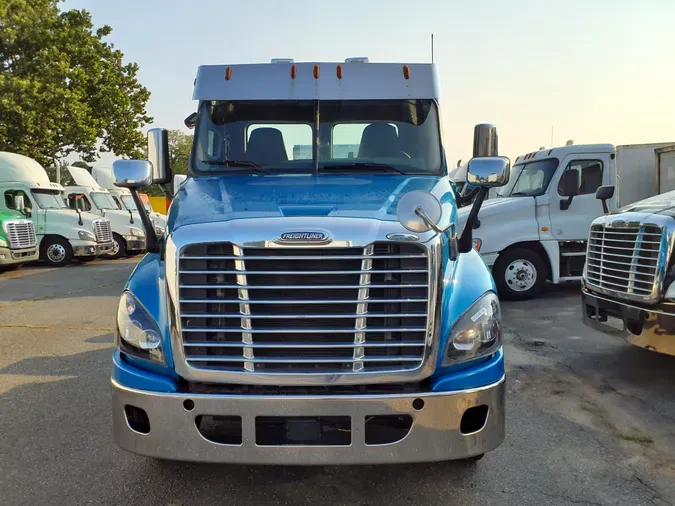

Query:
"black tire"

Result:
[[41, 237, 73, 267], [108, 233, 127, 259], [493, 248, 547, 301]]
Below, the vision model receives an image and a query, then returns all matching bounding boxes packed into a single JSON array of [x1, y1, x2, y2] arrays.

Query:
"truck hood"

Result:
[[456, 196, 533, 231], [44, 208, 102, 226], [169, 174, 454, 229], [617, 189, 675, 217]]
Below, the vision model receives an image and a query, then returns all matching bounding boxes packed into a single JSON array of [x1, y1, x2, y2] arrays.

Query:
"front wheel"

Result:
[[41, 238, 73, 267], [107, 233, 127, 259], [493, 248, 547, 300]]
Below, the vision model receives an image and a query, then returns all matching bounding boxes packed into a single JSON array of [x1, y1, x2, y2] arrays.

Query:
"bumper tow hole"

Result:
[[183, 399, 195, 411], [412, 398, 424, 411], [460, 405, 489, 435], [124, 405, 150, 434]]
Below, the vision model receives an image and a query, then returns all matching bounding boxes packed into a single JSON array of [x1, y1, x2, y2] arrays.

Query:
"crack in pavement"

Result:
[[632, 470, 674, 506], [536, 490, 602, 505]]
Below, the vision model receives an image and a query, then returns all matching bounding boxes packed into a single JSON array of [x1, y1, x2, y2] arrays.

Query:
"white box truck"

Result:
[[457, 142, 673, 300]]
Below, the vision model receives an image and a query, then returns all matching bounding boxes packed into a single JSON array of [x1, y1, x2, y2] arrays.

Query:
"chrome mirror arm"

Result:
[[415, 207, 450, 234]]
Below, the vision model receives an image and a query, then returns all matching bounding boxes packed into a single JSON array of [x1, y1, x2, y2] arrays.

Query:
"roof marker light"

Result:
[[225, 66, 232, 81], [402, 65, 410, 80], [290, 64, 297, 79], [313, 64, 320, 79], [336, 64, 343, 79]]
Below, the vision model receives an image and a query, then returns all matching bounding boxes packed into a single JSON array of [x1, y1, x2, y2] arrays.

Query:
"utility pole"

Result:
[[431, 34, 434, 64], [55, 159, 61, 185]]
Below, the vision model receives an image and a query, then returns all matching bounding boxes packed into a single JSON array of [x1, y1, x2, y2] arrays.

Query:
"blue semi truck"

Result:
[[110, 59, 510, 464]]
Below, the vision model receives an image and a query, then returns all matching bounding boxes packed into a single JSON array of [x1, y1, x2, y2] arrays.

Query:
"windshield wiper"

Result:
[[510, 192, 531, 197], [320, 163, 406, 175], [200, 160, 272, 174]]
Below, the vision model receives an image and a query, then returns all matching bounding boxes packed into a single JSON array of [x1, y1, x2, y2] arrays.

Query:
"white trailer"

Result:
[[457, 141, 674, 300]]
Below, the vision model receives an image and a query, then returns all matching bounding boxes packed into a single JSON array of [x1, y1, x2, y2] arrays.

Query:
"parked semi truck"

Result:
[[91, 166, 167, 233], [0, 152, 114, 267], [458, 142, 674, 300], [110, 59, 510, 464], [62, 166, 146, 259], [582, 187, 675, 356], [0, 205, 38, 270]]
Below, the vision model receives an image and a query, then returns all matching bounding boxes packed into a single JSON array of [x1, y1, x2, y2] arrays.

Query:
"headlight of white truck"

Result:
[[129, 227, 145, 237], [443, 292, 501, 365], [0, 237, 7, 247], [78, 230, 96, 242], [116, 291, 164, 364]]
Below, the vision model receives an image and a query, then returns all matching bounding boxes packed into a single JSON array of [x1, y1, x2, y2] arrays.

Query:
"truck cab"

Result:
[[460, 142, 675, 300], [63, 166, 146, 258], [0, 152, 114, 267], [91, 166, 167, 234], [109, 59, 510, 465], [582, 188, 675, 356], [0, 204, 39, 270]]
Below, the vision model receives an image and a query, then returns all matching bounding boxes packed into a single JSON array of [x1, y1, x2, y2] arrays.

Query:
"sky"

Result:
[[63, 0, 675, 168]]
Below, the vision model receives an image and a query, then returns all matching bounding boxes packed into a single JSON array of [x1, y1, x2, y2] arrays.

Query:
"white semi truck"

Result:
[[458, 142, 674, 300], [91, 166, 167, 233], [0, 152, 114, 267], [62, 166, 146, 258]]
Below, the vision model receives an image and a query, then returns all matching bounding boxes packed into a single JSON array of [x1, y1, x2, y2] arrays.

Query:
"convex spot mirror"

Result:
[[467, 157, 511, 188], [397, 190, 444, 233]]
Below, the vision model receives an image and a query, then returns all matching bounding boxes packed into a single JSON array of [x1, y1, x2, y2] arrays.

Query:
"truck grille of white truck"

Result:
[[178, 242, 430, 374], [586, 223, 664, 302], [5, 221, 37, 249], [93, 220, 113, 243]]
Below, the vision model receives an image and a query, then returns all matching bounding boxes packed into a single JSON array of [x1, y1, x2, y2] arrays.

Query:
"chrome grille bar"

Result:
[[232, 245, 254, 372], [353, 244, 373, 372], [5, 221, 37, 249]]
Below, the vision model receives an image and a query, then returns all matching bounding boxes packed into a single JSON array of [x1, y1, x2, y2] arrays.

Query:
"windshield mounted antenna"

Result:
[[313, 100, 320, 176]]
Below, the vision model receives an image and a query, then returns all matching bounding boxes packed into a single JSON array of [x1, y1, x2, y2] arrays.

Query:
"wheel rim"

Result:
[[505, 259, 537, 292], [108, 238, 120, 256], [46, 244, 66, 263]]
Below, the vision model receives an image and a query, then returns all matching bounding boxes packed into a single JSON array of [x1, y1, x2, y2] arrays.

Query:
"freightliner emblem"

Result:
[[279, 232, 329, 242]]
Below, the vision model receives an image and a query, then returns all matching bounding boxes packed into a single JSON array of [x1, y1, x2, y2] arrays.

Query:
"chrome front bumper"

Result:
[[112, 376, 505, 465], [124, 237, 146, 252]]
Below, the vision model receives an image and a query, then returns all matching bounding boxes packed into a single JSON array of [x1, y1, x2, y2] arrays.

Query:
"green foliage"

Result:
[[0, 0, 152, 166], [168, 129, 193, 176]]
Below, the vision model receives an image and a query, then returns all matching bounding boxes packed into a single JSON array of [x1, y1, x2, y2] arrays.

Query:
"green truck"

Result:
[[0, 203, 39, 270]]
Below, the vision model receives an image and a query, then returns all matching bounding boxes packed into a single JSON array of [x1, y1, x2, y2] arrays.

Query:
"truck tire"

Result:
[[108, 233, 127, 259], [41, 237, 73, 268], [493, 248, 547, 300]]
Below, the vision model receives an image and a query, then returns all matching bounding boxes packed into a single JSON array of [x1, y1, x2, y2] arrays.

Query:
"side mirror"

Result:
[[596, 185, 615, 214], [113, 160, 153, 189], [184, 113, 197, 130], [148, 128, 171, 184], [459, 124, 509, 254], [467, 157, 511, 188], [559, 170, 578, 210]]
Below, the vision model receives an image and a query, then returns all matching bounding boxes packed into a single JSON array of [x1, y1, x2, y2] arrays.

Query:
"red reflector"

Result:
[[402, 65, 410, 80], [290, 64, 297, 79], [313, 64, 320, 79], [336, 64, 343, 79], [225, 66, 232, 81]]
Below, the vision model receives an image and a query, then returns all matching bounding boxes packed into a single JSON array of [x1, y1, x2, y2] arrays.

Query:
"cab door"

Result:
[[547, 153, 611, 241]]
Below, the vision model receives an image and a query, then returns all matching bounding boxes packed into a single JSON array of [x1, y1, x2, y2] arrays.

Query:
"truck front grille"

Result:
[[586, 223, 664, 302], [178, 242, 430, 374], [93, 220, 112, 243], [5, 221, 37, 249]]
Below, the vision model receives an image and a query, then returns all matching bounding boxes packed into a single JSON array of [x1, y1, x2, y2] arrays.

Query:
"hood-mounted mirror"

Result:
[[397, 191, 448, 234]]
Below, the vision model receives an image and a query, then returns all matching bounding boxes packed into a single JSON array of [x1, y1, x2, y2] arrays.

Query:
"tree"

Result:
[[0, 0, 152, 167], [168, 130, 193, 176]]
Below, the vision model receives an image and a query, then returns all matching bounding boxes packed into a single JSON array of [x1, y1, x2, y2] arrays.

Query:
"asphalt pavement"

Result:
[[0, 258, 673, 505]]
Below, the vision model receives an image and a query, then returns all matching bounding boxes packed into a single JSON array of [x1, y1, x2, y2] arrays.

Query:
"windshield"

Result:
[[193, 99, 443, 175], [497, 158, 559, 197], [120, 195, 137, 211], [31, 190, 66, 209], [90, 192, 117, 210]]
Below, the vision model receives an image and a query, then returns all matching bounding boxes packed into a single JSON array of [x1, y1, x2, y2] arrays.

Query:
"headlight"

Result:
[[472, 239, 481, 251], [0, 236, 7, 247], [116, 292, 164, 363], [129, 227, 145, 237], [154, 226, 164, 236], [78, 230, 96, 242], [443, 292, 501, 366], [665, 281, 675, 301]]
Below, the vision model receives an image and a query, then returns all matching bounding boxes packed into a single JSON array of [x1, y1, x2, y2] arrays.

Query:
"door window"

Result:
[[557, 160, 603, 196], [4, 190, 32, 211]]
